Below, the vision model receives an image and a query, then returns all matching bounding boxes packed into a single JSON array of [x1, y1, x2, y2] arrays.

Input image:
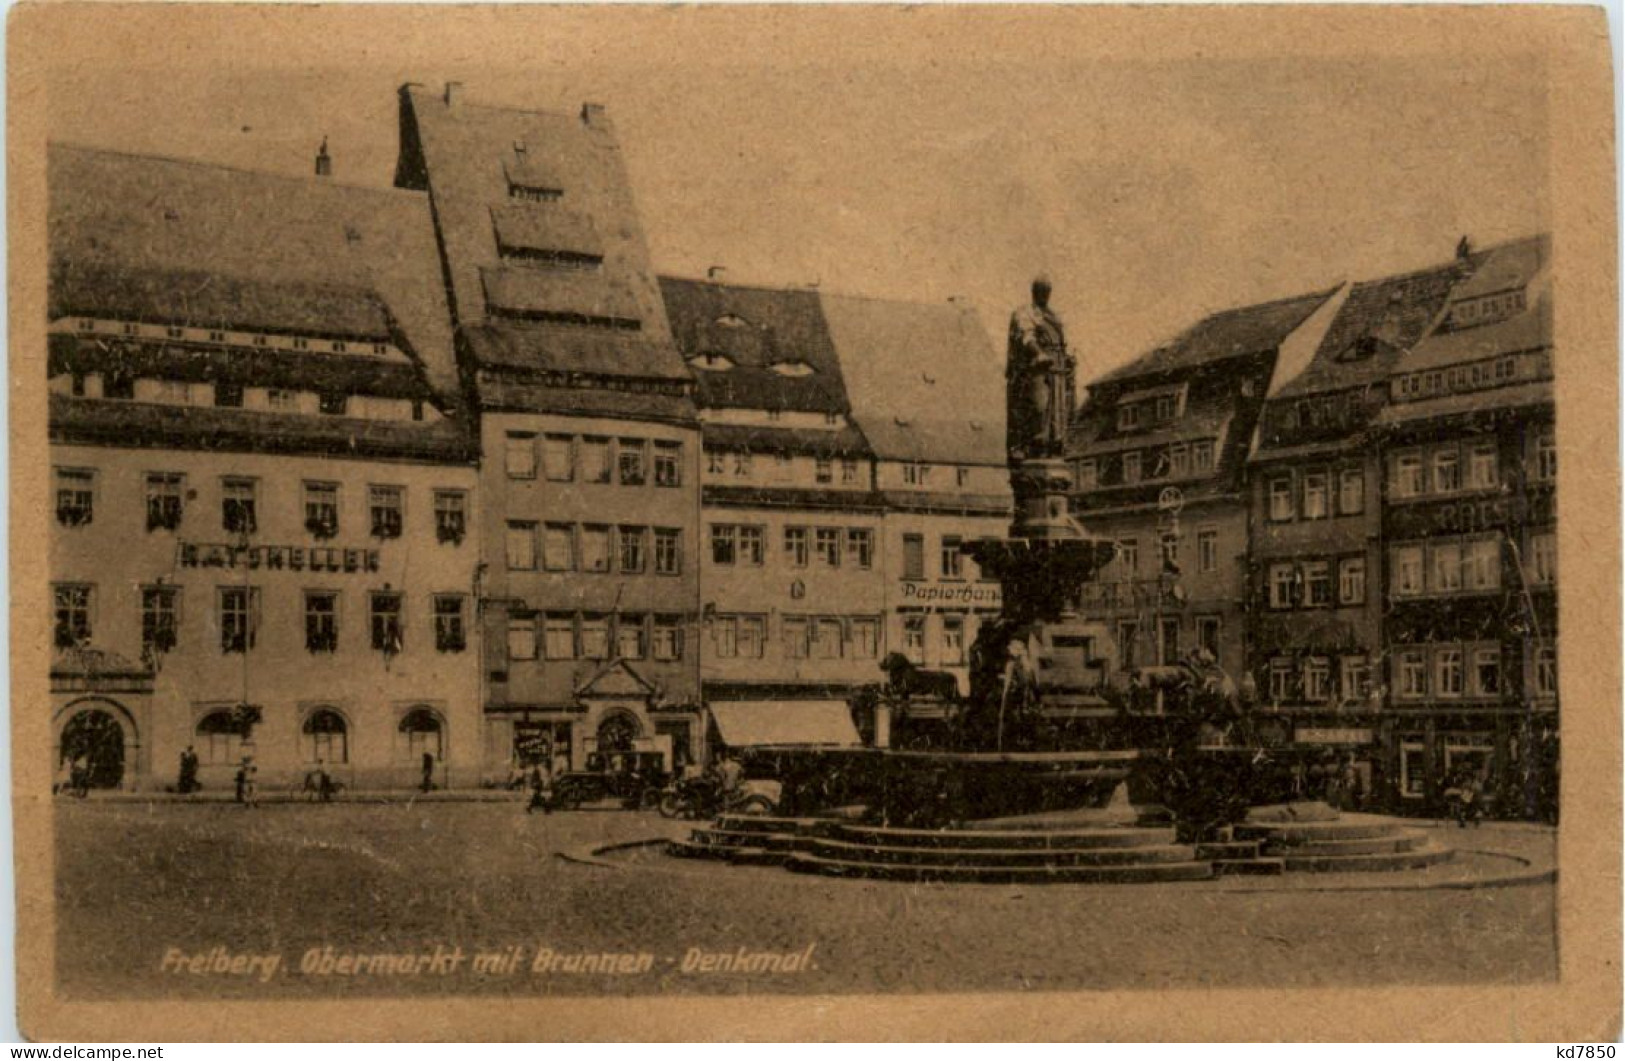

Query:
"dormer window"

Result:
[[509, 182, 562, 203], [1118, 404, 1142, 431], [770, 360, 815, 378], [1155, 395, 1177, 421], [688, 353, 736, 372]]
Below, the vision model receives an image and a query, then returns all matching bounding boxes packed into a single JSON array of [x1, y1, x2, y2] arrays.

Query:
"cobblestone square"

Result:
[[56, 800, 1557, 999]]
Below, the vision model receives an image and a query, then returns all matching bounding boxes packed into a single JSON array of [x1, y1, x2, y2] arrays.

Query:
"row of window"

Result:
[[53, 468, 469, 543], [505, 433, 681, 487], [189, 706, 445, 768], [1266, 467, 1366, 522], [1391, 642, 1556, 700], [64, 371, 423, 421], [1114, 387, 1188, 432], [71, 317, 393, 357], [1391, 350, 1530, 400], [1389, 533, 1556, 597], [901, 534, 991, 582], [1076, 439, 1216, 490], [1264, 654, 1374, 704], [710, 525, 875, 570], [1389, 433, 1554, 499], [1111, 615, 1224, 671], [706, 449, 863, 486], [504, 523, 683, 575], [1266, 557, 1368, 609], [505, 613, 685, 663], [52, 584, 468, 656], [1104, 529, 1224, 580]]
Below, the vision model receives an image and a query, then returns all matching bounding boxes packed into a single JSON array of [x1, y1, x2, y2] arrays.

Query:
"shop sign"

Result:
[[178, 541, 382, 574], [1296, 727, 1373, 745], [898, 581, 1003, 607], [1390, 492, 1553, 538]]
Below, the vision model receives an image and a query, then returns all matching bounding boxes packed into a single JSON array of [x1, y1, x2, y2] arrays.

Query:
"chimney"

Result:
[[444, 81, 462, 107], [1456, 234, 1474, 260], [706, 265, 727, 282], [581, 102, 612, 132], [314, 137, 332, 178]]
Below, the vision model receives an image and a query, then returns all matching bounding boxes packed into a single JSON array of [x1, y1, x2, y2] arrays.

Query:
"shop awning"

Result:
[[708, 701, 861, 748]]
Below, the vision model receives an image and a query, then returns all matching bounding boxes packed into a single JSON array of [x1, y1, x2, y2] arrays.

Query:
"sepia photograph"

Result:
[[8, 3, 1619, 1042]]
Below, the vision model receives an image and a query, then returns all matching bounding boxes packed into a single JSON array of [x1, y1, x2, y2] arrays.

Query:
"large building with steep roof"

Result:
[[1373, 235, 1555, 817], [394, 83, 704, 774], [819, 292, 1013, 701], [660, 277, 882, 739], [48, 142, 483, 791], [1246, 243, 1492, 806], [1066, 286, 1343, 682]]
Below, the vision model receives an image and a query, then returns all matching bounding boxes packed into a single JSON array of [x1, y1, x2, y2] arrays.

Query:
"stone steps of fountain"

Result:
[[784, 852, 1216, 885], [804, 838, 1199, 868], [1211, 857, 1287, 876], [1194, 840, 1262, 860], [1264, 830, 1431, 857], [1280, 842, 1454, 873], [713, 815, 825, 835], [687, 828, 810, 852], [1235, 820, 1412, 844], [829, 824, 1177, 850]]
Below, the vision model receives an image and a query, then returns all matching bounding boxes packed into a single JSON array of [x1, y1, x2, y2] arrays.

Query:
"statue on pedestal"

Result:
[[1006, 275, 1076, 463]]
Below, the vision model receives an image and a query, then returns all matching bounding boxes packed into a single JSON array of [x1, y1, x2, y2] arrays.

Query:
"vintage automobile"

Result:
[[551, 751, 670, 811]]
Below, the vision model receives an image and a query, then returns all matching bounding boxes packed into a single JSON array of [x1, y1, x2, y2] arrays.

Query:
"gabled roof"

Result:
[[47, 142, 460, 402], [659, 277, 851, 415], [1273, 254, 1485, 399], [819, 293, 1006, 466], [1096, 287, 1340, 385], [396, 85, 688, 398], [1443, 234, 1551, 303]]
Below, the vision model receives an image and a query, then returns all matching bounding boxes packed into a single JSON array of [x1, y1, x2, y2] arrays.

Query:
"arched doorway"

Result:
[[302, 708, 350, 764], [60, 708, 126, 789], [399, 707, 445, 762], [596, 710, 641, 754]]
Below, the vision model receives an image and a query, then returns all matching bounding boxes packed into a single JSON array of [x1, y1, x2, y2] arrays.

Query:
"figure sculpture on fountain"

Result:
[[1007, 275, 1075, 463]]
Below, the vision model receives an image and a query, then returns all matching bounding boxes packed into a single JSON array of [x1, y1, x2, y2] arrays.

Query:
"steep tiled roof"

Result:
[[1274, 255, 1485, 399], [660, 277, 851, 414], [1097, 288, 1339, 385], [460, 319, 689, 381], [819, 293, 1006, 467], [699, 423, 870, 459], [1402, 291, 1552, 375], [49, 395, 473, 463], [47, 142, 460, 402], [396, 85, 689, 402]]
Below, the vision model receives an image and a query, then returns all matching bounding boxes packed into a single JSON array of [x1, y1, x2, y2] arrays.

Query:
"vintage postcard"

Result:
[[9, 3, 1620, 1042]]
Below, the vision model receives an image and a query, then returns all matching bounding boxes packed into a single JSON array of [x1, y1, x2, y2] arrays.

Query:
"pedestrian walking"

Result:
[[238, 755, 259, 808], [420, 751, 436, 794], [177, 745, 200, 795], [69, 751, 90, 798], [526, 760, 553, 815]]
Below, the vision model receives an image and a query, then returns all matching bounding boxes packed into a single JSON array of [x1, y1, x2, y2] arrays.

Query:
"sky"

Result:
[[37, 6, 1551, 383]]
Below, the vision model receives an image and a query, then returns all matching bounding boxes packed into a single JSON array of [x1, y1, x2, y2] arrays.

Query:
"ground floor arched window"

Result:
[[60, 707, 126, 789], [303, 708, 349, 764], [195, 711, 243, 766], [398, 707, 444, 761]]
